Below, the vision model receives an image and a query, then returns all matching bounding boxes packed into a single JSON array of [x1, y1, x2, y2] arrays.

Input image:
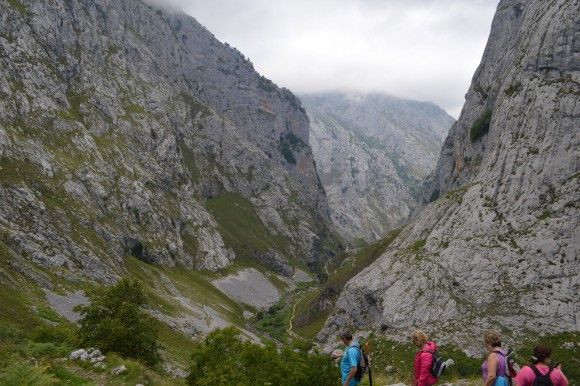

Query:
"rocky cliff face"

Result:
[[321, 0, 579, 347], [0, 0, 335, 283], [303, 92, 454, 242]]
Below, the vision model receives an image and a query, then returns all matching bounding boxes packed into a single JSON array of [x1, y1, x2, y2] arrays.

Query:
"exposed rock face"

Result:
[[0, 0, 334, 281], [303, 92, 454, 241], [321, 0, 579, 347]]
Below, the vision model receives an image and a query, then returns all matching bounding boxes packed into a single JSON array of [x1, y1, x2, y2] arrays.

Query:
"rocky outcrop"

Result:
[[303, 92, 454, 241], [321, 0, 579, 347], [0, 0, 335, 282]]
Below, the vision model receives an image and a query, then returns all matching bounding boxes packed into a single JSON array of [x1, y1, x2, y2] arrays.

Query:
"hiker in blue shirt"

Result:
[[340, 331, 361, 386]]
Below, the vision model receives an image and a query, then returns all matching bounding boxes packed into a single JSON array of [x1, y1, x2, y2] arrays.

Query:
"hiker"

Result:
[[482, 330, 511, 386], [514, 345, 569, 386], [339, 331, 362, 386], [411, 330, 439, 386]]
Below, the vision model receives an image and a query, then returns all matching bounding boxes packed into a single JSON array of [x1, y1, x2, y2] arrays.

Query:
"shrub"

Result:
[[257, 75, 277, 92], [254, 301, 290, 341], [75, 278, 160, 366], [186, 328, 338, 386], [279, 132, 307, 165], [469, 110, 492, 142], [504, 82, 522, 97]]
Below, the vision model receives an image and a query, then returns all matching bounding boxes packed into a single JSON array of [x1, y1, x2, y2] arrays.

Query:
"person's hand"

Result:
[[444, 358, 455, 367]]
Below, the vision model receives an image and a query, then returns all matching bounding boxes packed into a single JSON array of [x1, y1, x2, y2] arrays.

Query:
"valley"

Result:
[[0, 0, 578, 385]]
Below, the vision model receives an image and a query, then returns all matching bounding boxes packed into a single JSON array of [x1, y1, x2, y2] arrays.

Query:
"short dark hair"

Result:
[[340, 331, 353, 341], [532, 345, 552, 364]]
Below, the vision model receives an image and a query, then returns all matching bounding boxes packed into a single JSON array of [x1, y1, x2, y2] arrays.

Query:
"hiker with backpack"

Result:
[[482, 330, 513, 386], [513, 345, 569, 386], [411, 330, 453, 386], [339, 331, 368, 386]]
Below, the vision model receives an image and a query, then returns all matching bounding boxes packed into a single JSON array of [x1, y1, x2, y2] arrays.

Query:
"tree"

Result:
[[187, 328, 338, 386], [75, 278, 160, 366]]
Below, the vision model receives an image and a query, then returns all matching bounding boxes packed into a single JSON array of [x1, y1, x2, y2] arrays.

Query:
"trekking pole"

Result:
[[365, 341, 373, 386]]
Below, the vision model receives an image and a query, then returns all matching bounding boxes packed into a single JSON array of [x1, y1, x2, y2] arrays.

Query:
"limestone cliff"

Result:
[[303, 92, 454, 241], [321, 0, 579, 347], [0, 0, 336, 283]]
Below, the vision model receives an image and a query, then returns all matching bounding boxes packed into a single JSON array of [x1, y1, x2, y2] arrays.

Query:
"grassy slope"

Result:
[[0, 266, 186, 385], [292, 228, 402, 339], [205, 192, 292, 262]]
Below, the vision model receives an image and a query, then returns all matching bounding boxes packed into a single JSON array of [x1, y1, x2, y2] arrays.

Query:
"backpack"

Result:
[[504, 349, 520, 377], [354, 344, 371, 382], [530, 365, 554, 386], [493, 350, 513, 386], [421, 350, 447, 377]]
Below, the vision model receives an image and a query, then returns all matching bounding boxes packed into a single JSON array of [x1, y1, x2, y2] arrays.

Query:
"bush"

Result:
[[279, 132, 307, 165], [31, 324, 76, 346], [469, 110, 492, 142], [75, 278, 160, 366], [186, 328, 338, 386], [255, 302, 290, 341]]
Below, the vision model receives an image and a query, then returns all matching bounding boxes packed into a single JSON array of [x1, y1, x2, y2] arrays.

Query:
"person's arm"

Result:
[[554, 367, 569, 386], [417, 352, 431, 386], [343, 366, 357, 386], [411, 353, 419, 386], [484, 353, 498, 386]]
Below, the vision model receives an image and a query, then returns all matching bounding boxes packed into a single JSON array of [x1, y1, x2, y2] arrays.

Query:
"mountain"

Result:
[[0, 0, 342, 358], [320, 0, 579, 348], [302, 92, 454, 241], [0, 0, 339, 279]]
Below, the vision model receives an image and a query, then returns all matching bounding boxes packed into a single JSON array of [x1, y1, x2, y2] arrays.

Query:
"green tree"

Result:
[[187, 328, 338, 386], [469, 109, 493, 142], [75, 278, 160, 366]]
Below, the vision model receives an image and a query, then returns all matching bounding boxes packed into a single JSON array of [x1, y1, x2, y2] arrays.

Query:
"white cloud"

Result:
[[154, 0, 499, 118]]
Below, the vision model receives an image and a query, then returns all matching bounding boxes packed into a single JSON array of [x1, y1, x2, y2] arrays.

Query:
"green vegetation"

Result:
[[254, 301, 291, 341], [408, 239, 427, 253], [293, 229, 401, 339], [205, 192, 290, 261], [537, 209, 550, 220], [363, 336, 482, 384], [57, 90, 88, 122], [469, 109, 493, 142], [177, 140, 202, 183], [124, 103, 146, 114], [257, 75, 277, 92], [180, 93, 211, 119], [505, 82, 522, 97], [75, 278, 160, 366], [7, 0, 29, 16], [279, 132, 307, 165], [186, 328, 338, 386], [0, 272, 182, 385]]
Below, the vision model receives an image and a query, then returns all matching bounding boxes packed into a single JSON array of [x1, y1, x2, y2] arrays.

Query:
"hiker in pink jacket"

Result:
[[412, 330, 438, 386], [515, 345, 569, 386]]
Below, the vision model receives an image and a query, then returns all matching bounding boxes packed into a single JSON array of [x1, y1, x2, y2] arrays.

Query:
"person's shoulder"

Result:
[[515, 366, 534, 385], [550, 367, 567, 381], [517, 365, 534, 375], [346, 346, 358, 354]]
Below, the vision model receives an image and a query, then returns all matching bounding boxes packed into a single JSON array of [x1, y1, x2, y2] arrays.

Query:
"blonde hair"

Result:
[[411, 330, 428, 347], [483, 330, 502, 348]]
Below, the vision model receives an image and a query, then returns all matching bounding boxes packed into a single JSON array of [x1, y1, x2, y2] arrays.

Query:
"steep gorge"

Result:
[[303, 92, 454, 242], [320, 0, 579, 348], [0, 0, 337, 285]]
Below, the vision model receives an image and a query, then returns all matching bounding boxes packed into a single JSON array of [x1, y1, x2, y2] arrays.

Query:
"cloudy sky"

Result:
[[155, 0, 500, 118]]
